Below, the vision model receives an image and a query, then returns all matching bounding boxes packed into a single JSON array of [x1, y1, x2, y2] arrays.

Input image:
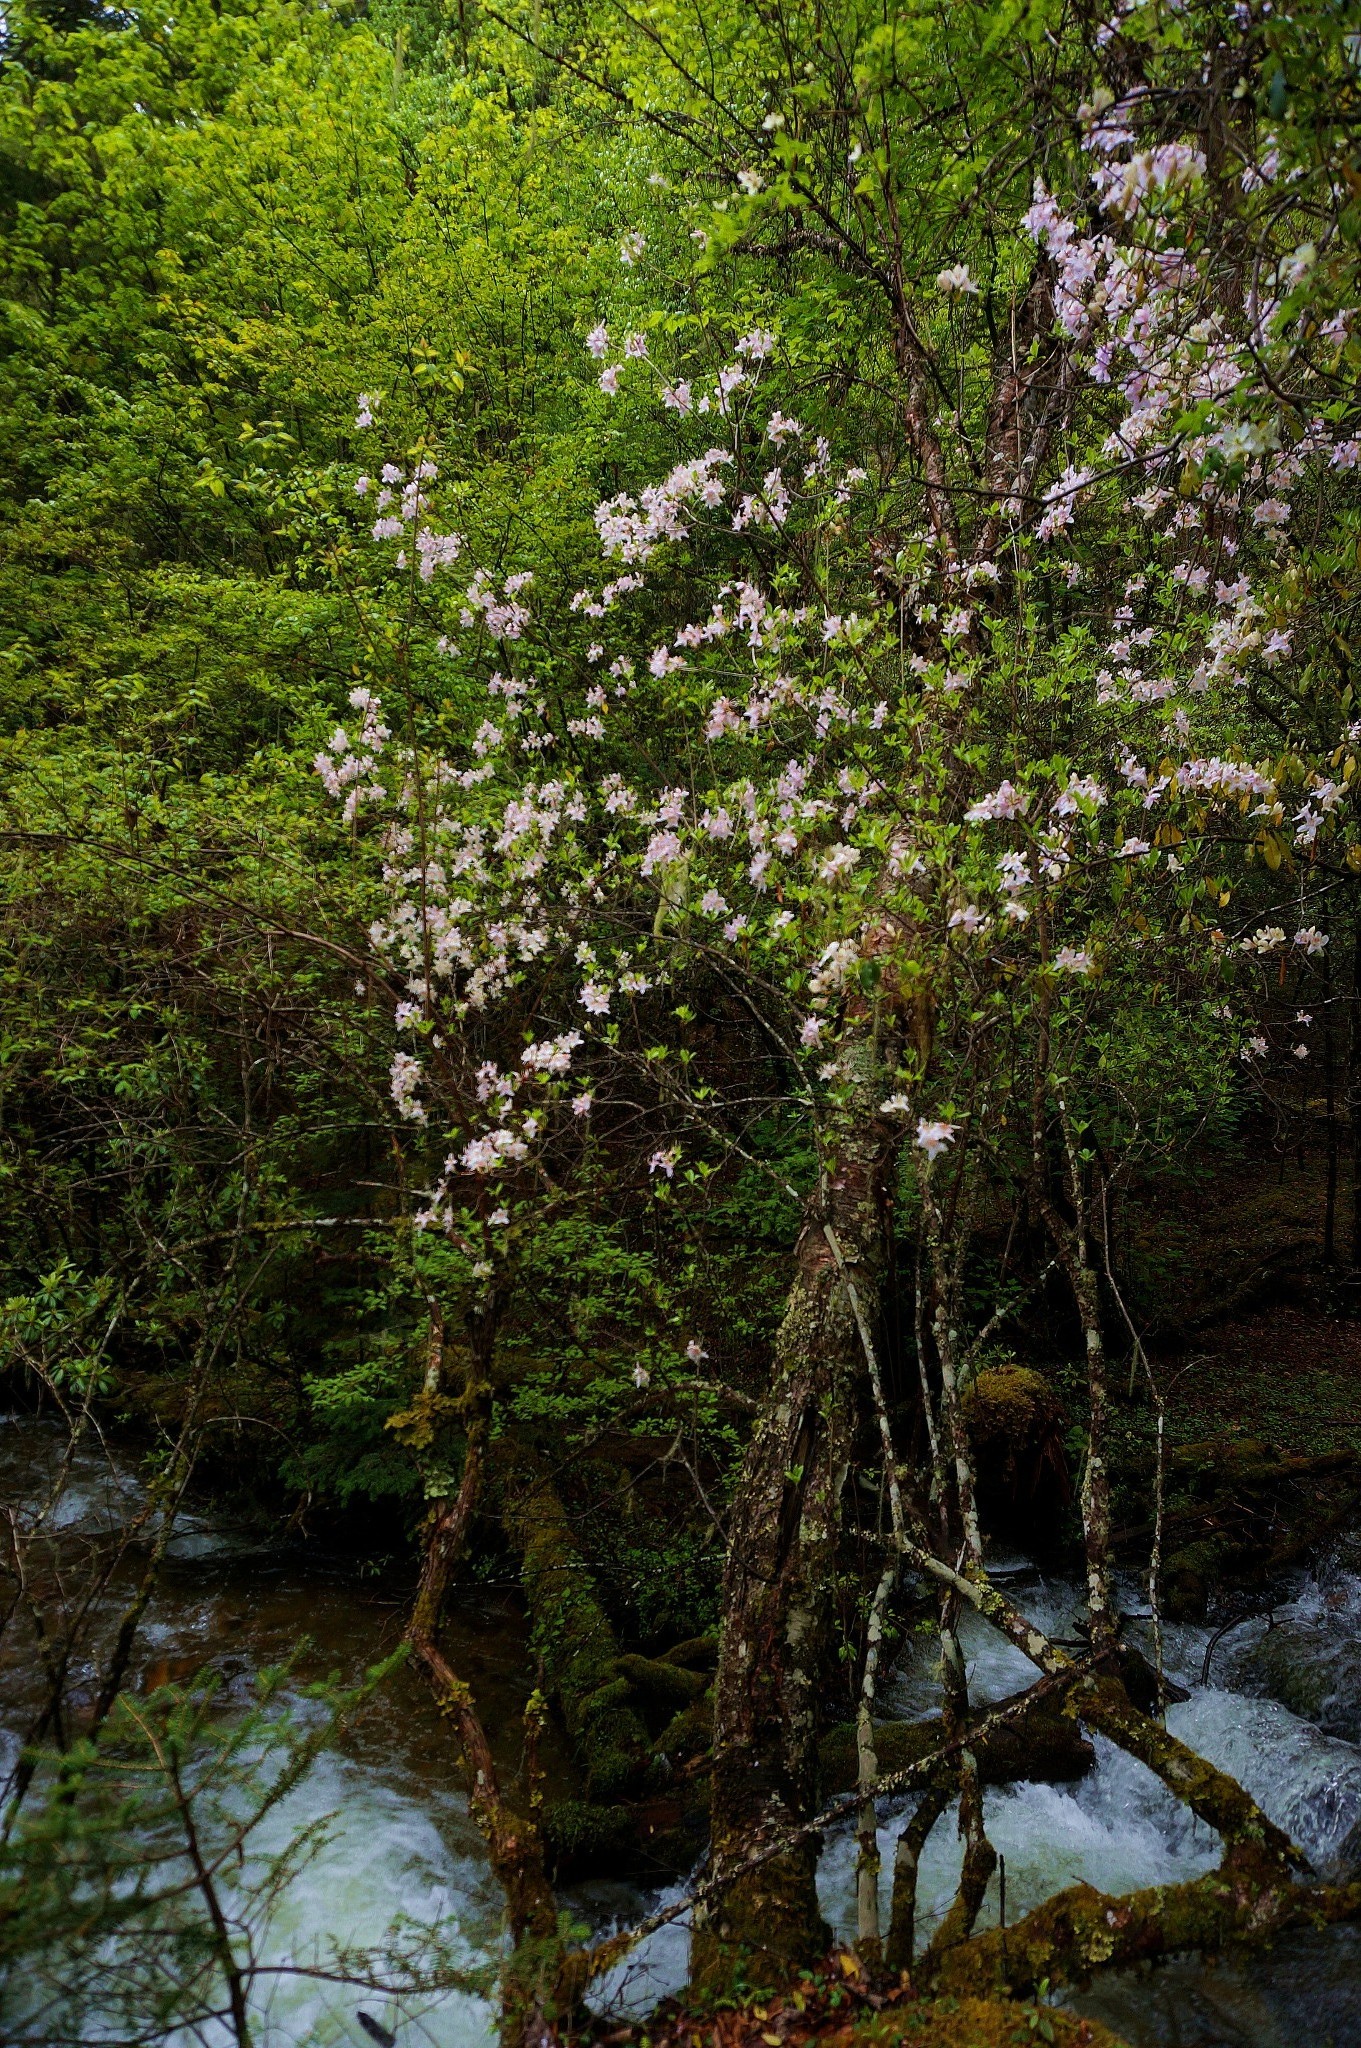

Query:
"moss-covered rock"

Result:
[[541, 1798, 636, 1871], [963, 1366, 1071, 1546]]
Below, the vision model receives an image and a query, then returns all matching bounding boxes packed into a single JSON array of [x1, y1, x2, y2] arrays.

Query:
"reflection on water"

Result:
[[4, 1418, 1361, 2046]]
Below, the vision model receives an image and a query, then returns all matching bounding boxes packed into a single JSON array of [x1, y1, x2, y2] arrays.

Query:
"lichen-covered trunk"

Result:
[[691, 1032, 894, 1995]]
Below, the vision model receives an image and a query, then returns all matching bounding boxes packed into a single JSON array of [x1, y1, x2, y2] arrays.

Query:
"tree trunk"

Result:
[[403, 1298, 564, 2044], [691, 1031, 895, 1995]]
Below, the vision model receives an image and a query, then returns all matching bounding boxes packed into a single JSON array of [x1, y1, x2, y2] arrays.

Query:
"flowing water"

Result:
[[3, 1423, 1361, 2046]]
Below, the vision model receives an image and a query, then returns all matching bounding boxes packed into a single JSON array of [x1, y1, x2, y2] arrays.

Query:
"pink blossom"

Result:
[[390, 1051, 426, 1123], [1053, 947, 1094, 975], [1253, 498, 1290, 530], [965, 781, 1025, 823], [916, 1118, 957, 1160], [705, 696, 741, 740]]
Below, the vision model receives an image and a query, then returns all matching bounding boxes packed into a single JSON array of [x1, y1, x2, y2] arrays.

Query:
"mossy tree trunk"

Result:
[[691, 1030, 896, 1996], [402, 1297, 563, 2045]]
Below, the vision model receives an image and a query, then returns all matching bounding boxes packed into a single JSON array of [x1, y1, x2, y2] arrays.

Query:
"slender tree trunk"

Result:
[[1324, 943, 1338, 1265], [691, 1030, 896, 1995], [404, 1297, 562, 2043], [1348, 890, 1361, 1269]]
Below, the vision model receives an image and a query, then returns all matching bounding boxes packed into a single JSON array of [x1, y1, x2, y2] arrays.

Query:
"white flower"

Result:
[[880, 1093, 913, 1114], [579, 981, 612, 1015], [685, 1338, 707, 1363], [586, 323, 610, 357], [572, 1093, 594, 1116], [599, 365, 621, 395], [649, 1146, 679, 1177], [1294, 926, 1329, 955], [799, 1018, 822, 1047], [819, 844, 861, 882], [937, 263, 979, 295], [489, 1208, 510, 1226], [620, 231, 645, 265], [633, 1363, 651, 1388], [1053, 947, 1094, 975], [916, 1118, 957, 1160]]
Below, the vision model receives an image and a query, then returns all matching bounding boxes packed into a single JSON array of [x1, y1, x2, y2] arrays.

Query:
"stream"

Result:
[[3, 1420, 1361, 2047]]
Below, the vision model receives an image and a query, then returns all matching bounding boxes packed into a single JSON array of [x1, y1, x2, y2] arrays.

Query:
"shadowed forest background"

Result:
[[4, 1, 1361, 2043]]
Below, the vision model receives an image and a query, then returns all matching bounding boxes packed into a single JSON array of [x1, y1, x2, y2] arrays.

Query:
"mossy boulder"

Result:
[[963, 1365, 1070, 1546], [541, 1797, 635, 1872]]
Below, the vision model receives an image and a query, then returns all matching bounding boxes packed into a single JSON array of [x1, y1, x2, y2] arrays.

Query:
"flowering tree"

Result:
[[312, 0, 1361, 2024]]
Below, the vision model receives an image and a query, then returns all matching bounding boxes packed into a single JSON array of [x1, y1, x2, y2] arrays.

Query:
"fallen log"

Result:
[[499, 1447, 655, 1799], [926, 1852, 1361, 2004], [818, 1693, 1093, 1796]]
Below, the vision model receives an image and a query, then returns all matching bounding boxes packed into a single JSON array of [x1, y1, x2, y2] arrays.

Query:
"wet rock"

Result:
[[1233, 1622, 1361, 1744]]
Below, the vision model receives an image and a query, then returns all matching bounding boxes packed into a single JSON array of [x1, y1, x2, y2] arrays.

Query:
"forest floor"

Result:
[[594, 1973, 1124, 2048], [1127, 1120, 1361, 1457]]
